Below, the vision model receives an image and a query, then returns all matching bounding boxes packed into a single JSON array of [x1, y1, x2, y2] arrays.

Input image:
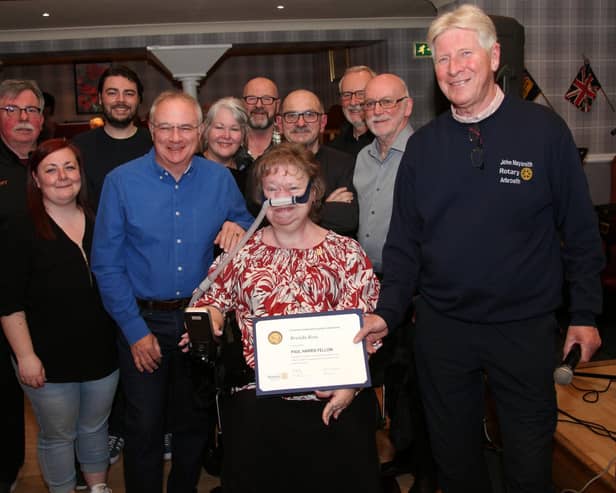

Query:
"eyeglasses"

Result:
[[0, 105, 42, 117], [282, 111, 322, 124], [468, 124, 484, 169], [152, 123, 200, 135], [243, 96, 278, 106], [340, 90, 366, 101], [362, 96, 408, 111]]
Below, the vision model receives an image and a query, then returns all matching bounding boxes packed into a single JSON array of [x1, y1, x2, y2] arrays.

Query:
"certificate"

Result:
[[253, 309, 371, 396]]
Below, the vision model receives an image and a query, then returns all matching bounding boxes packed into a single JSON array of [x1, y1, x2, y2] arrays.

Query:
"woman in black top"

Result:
[[0, 139, 117, 493]]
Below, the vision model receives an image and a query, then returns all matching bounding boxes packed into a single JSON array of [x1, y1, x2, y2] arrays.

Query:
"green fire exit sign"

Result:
[[414, 42, 432, 58]]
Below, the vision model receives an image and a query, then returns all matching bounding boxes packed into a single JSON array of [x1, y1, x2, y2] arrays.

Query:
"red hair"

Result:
[[26, 138, 92, 239]]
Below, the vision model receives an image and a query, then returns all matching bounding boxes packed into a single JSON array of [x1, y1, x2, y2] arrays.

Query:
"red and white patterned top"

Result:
[[195, 229, 380, 369]]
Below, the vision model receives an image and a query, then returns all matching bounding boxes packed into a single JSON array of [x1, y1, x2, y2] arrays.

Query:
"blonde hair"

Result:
[[427, 4, 497, 55]]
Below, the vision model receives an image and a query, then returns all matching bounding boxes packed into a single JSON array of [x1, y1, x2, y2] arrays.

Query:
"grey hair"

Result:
[[203, 97, 248, 148], [0, 79, 45, 111], [149, 90, 203, 124], [338, 65, 377, 92]]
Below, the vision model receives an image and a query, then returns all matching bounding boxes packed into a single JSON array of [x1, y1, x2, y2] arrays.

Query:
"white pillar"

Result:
[[147, 44, 232, 98], [177, 76, 200, 99]]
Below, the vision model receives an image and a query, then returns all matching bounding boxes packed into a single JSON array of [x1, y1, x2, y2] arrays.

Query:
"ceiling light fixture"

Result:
[[42, 12, 50, 17], [277, 5, 284, 10]]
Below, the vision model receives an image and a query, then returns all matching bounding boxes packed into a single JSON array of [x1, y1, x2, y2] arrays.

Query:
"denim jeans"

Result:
[[118, 308, 208, 493], [19, 368, 119, 493]]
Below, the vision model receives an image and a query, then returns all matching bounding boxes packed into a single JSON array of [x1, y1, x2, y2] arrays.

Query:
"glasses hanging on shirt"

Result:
[[468, 124, 484, 170]]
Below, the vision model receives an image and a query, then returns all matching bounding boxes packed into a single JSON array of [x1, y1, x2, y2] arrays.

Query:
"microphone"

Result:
[[553, 344, 582, 385]]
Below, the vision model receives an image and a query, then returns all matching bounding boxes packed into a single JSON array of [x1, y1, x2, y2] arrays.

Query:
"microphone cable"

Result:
[[557, 374, 616, 492], [559, 454, 616, 493]]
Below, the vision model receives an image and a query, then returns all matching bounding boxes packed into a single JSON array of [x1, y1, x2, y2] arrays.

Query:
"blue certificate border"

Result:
[[253, 309, 371, 396]]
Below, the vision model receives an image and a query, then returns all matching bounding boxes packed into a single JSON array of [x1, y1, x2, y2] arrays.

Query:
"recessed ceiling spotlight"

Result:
[[277, 5, 284, 9], [42, 12, 50, 17]]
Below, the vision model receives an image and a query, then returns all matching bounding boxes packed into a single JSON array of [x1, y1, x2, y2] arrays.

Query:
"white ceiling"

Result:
[[0, 0, 438, 31]]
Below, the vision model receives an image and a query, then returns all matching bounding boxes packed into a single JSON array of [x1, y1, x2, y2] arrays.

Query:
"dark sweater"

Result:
[[376, 95, 604, 330]]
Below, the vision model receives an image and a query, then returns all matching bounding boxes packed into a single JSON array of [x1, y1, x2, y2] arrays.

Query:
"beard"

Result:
[[103, 104, 137, 129], [343, 104, 365, 129], [248, 110, 274, 130]]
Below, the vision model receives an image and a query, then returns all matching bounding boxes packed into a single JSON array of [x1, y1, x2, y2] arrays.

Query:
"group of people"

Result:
[[0, 5, 605, 493]]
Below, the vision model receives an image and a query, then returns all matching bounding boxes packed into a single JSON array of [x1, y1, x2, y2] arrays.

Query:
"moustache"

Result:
[[347, 104, 363, 112], [250, 108, 267, 115], [14, 123, 35, 131], [112, 104, 131, 110], [290, 127, 311, 133], [367, 116, 390, 125]]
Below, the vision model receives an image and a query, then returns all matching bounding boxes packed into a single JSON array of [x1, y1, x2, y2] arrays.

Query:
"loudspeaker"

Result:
[[490, 15, 525, 97]]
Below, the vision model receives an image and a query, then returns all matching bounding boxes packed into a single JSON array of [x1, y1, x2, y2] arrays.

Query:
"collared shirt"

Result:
[[353, 124, 414, 272], [92, 148, 254, 344], [451, 85, 505, 124], [327, 122, 375, 158]]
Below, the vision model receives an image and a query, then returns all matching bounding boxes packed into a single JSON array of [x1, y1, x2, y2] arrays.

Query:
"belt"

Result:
[[136, 297, 191, 312]]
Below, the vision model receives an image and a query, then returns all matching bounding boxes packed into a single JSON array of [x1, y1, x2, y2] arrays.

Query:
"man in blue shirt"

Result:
[[92, 90, 253, 493]]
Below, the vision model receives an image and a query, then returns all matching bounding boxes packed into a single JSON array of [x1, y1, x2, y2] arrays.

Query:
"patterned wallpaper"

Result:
[[0, 0, 614, 154], [475, 0, 615, 155]]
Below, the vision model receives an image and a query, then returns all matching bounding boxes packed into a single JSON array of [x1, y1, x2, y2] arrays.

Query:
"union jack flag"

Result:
[[565, 63, 601, 112]]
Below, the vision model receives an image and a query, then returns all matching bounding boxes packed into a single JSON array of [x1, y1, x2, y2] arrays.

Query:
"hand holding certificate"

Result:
[[253, 309, 371, 396]]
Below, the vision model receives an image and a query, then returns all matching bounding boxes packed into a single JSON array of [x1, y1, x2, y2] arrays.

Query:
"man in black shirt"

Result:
[[0, 78, 45, 493], [328, 65, 376, 158], [73, 65, 151, 211], [278, 89, 358, 237], [72, 66, 152, 468]]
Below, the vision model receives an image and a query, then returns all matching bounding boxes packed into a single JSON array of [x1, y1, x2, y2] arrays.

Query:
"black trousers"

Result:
[[118, 309, 208, 493], [0, 335, 23, 486], [220, 388, 382, 493], [414, 297, 557, 493]]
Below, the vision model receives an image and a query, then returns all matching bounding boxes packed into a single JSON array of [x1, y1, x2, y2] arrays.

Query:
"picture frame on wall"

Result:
[[74, 62, 110, 114]]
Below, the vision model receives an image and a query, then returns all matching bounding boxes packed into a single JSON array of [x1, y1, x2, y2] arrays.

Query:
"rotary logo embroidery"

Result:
[[499, 158, 534, 185]]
